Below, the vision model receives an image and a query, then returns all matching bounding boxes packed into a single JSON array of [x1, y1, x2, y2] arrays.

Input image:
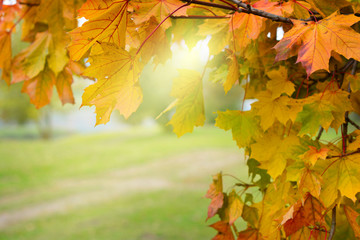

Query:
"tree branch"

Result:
[[18, 1, 40, 6], [316, 127, 324, 141], [181, 0, 293, 24], [347, 117, 360, 130], [227, 0, 293, 24], [171, 15, 230, 19], [328, 206, 337, 240]]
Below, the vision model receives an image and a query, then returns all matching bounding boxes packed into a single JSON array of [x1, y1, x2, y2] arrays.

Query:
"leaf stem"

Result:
[[293, 0, 317, 22], [9, 4, 32, 33], [316, 127, 324, 141], [136, 1, 191, 55], [327, 206, 336, 240]]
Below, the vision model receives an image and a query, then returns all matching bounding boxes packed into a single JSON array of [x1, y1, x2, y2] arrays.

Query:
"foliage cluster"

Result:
[[1, 0, 360, 239]]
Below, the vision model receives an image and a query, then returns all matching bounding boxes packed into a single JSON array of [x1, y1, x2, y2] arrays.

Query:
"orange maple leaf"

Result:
[[275, 13, 360, 76], [205, 173, 224, 220], [301, 146, 329, 166], [282, 193, 325, 237]]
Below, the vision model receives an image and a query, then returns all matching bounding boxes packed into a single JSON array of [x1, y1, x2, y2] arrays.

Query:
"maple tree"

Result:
[[1, 0, 360, 239]]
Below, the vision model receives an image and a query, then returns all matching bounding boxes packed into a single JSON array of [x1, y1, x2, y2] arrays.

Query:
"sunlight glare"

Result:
[[169, 36, 210, 71]]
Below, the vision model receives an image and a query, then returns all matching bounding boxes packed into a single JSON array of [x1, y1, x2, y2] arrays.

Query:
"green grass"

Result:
[[0, 126, 246, 240], [0, 126, 237, 195]]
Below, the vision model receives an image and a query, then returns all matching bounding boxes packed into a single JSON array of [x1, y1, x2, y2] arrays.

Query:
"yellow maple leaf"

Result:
[[251, 133, 299, 179], [215, 110, 262, 149], [253, 92, 302, 130], [223, 50, 239, 94], [266, 66, 295, 99], [82, 42, 143, 125], [163, 69, 205, 137], [318, 154, 360, 206], [68, 0, 129, 61]]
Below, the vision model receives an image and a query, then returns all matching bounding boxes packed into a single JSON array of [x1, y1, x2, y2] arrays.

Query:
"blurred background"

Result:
[[0, 31, 251, 239]]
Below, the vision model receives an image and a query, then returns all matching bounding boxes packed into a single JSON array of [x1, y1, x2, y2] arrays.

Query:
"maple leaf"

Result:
[[237, 228, 261, 240], [132, 0, 189, 29], [266, 66, 295, 99], [305, 0, 351, 17], [232, 11, 263, 51], [300, 146, 329, 166], [210, 221, 235, 240], [228, 190, 243, 225], [343, 205, 360, 239], [205, 173, 224, 220], [56, 66, 75, 105], [287, 160, 322, 197], [215, 110, 262, 149], [223, 50, 239, 94], [252, 92, 302, 130], [138, 17, 172, 65], [275, 13, 360, 76], [13, 32, 51, 80], [163, 69, 205, 137], [282, 193, 325, 237], [0, 31, 11, 84], [251, 133, 299, 181], [21, 68, 56, 109], [82, 42, 143, 125], [68, 0, 129, 61], [317, 154, 360, 206]]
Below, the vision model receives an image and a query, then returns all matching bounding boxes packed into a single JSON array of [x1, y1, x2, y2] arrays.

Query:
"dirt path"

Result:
[[0, 149, 244, 229]]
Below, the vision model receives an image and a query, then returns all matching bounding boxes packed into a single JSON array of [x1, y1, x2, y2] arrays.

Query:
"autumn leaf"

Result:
[[223, 50, 239, 94], [82, 42, 143, 125], [281, 193, 325, 237], [21, 68, 55, 109], [205, 173, 224, 220], [266, 66, 295, 99], [300, 146, 329, 166], [251, 133, 299, 180], [252, 92, 302, 130], [306, 0, 351, 17], [164, 69, 205, 137], [275, 13, 360, 76], [132, 0, 189, 29], [13, 32, 51, 80], [232, 11, 263, 51], [56, 66, 75, 105], [68, 0, 129, 61], [215, 110, 261, 149], [228, 190, 243, 225], [343, 205, 360, 239], [0, 31, 11, 84], [210, 221, 235, 240], [237, 228, 261, 240], [317, 154, 360, 206]]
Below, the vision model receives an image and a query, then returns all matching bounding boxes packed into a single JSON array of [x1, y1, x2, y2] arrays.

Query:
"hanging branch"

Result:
[[181, 0, 293, 24], [347, 117, 360, 130], [328, 206, 337, 240], [170, 15, 230, 19]]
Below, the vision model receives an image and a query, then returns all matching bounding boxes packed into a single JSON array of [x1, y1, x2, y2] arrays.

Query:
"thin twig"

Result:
[[316, 127, 324, 141], [18, 1, 40, 6], [170, 15, 230, 19], [226, 0, 293, 24], [182, 0, 293, 24], [348, 117, 360, 130], [328, 206, 337, 240]]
